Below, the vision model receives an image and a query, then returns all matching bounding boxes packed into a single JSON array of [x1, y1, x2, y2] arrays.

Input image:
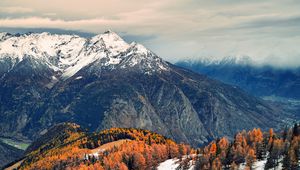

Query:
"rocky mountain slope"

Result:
[[0, 31, 288, 153], [0, 140, 23, 168]]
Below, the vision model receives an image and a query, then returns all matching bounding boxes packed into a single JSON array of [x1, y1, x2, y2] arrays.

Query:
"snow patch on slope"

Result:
[[238, 157, 284, 170], [157, 159, 181, 170], [157, 157, 194, 170]]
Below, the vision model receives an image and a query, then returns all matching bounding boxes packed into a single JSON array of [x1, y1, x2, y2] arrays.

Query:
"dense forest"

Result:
[[192, 124, 300, 170], [10, 123, 300, 170]]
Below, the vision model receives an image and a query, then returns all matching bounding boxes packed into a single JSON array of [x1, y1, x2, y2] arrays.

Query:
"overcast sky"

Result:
[[0, 0, 299, 67]]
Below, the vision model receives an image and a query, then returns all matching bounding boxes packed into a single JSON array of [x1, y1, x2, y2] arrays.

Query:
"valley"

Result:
[[0, 137, 30, 150], [177, 59, 300, 120]]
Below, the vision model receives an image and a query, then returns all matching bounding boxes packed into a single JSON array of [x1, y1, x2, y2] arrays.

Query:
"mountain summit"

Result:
[[0, 31, 288, 149], [0, 31, 168, 80]]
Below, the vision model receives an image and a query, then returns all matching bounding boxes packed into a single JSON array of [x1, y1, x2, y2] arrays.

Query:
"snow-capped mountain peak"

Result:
[[0, 31, 169, 80], [111, 42, 169, 72], [91, 30, 130, 57]]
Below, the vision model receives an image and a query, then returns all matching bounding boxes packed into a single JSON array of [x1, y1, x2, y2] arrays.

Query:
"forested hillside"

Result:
[[191, 124, 300, 169], [5, 123, 299, 170], [14, 124, 191, 170]]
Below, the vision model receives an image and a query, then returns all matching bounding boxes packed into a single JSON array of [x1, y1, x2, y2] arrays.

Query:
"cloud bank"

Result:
[[0, 0, 299, 68]]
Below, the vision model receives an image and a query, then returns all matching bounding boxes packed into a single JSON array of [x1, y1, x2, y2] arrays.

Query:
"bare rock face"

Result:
[[0, 31, 288, 148]]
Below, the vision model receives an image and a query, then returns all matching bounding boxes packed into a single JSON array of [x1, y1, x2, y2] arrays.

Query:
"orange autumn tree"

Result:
[[210, 142, 217, 156], [218, 137, 229, 164], [246, 148, 256, 168]]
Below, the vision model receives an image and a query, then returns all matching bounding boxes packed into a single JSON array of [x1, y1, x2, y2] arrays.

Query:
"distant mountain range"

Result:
[[0, 31, 292, 165], [177, 58, 300, 100]]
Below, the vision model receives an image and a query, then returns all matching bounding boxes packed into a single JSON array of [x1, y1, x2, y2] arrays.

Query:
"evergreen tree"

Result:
[[293, 123, 299, 137], [282, 151, 291, 170], [223, 144, 234, 169], [256, 142, 266, 160]]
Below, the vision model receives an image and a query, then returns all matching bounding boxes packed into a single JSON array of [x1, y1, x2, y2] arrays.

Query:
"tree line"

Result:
[[19, 124, 300, 170]]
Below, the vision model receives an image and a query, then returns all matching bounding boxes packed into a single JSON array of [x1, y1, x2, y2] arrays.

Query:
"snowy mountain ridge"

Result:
[[183, 55, 256, 66], [0, 30, 169, 79]]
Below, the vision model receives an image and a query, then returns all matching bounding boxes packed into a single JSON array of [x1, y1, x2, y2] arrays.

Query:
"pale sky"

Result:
[[0, 0, 300, 67]]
